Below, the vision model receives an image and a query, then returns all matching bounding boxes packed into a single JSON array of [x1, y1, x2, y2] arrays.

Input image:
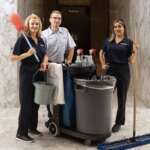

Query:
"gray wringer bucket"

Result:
[[34, 81, 55, 105], [33, 69, 56, 105]]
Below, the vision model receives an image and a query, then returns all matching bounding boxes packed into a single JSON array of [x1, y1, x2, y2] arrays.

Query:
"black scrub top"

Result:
[[102, 38, 133, 64], [13, 35, 46, 64]]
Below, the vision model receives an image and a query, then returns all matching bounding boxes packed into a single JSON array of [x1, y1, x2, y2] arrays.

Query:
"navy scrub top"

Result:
[[13, 35, 46, 64], [102, 38, 133, 64]]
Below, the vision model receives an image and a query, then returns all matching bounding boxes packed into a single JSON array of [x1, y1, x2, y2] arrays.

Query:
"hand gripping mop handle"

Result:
[[21, 31, 40, 62], [10, 13, 40, 62]]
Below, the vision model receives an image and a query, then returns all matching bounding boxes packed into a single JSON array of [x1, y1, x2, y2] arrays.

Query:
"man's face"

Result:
[[49, 13, 62, 27]]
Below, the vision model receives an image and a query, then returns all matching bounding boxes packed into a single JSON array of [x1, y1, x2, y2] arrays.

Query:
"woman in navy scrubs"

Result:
[[11, 14, 48, 142], [99, 19, 139, 132]]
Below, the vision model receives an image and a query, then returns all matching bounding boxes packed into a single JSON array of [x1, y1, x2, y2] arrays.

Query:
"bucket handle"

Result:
[[32, 69, 48, 85], [32, 64, 49, 85], [32, 69, 40, 85]]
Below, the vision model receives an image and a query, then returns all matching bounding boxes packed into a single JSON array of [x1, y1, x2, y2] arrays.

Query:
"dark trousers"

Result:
[[107, 63, 130, 125], [17, 64, 43, 136], [47, 105, 52, 118]]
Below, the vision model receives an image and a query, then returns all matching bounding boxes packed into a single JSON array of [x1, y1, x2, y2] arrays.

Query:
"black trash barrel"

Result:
[[74, 76, 116, 135]]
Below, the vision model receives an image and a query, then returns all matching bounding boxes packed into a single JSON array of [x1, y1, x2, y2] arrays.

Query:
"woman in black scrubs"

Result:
[[11, 14, 48, 142], [99, 19, 139, 132]]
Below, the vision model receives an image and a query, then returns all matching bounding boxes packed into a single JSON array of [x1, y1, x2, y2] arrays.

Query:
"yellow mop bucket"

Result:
[[33, 70, 56, 105]]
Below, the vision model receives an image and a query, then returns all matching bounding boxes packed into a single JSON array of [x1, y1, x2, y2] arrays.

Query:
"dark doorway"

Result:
[[59, 6, 91, 54]]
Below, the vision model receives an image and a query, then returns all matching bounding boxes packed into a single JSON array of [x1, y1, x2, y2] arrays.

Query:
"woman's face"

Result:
[[28, 18, 39, 34], [113, 22, 124, 37]]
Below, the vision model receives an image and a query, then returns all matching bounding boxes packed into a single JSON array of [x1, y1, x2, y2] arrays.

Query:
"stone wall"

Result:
[[0, 0, 18, 107], [18, 0, 44, 21], [1, 0, 150, 107], [109, 0, 150, 106]]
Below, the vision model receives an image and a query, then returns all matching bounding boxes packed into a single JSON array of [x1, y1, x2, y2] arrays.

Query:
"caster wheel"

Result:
[[49, 122, 60, 137], [85, 139, 92, 146]]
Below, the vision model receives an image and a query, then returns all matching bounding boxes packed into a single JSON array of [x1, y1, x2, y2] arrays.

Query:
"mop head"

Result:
[[97, 133, 150, 150], [10, 13, 24, 31]]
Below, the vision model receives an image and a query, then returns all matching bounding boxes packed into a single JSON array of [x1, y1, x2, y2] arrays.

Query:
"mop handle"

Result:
[[133, 23, 138, 138], [21, 30, 40, 62]]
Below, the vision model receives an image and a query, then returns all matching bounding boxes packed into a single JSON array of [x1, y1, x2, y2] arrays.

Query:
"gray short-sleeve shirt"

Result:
[[41, 27, 76, 63]]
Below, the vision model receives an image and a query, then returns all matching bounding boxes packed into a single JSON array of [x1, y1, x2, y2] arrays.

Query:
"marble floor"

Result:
[[0, 92, 150, 150]]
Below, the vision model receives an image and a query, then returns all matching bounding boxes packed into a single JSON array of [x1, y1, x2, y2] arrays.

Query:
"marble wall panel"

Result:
[[0, 0, 18, 107]]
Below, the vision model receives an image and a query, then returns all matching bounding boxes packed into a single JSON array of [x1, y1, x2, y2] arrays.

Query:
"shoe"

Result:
[[16, 134, 34, 142], [28, 130, 43, 136], [112, 124, 121, 132]]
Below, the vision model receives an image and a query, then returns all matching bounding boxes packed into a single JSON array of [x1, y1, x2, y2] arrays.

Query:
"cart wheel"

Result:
[[85, 139, 92, 146], [49, 122, 60, 137]]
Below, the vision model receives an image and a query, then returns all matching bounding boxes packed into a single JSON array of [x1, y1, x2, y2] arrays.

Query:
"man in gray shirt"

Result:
[[41, 10, 76, 122], [42, 10, 76, 64]]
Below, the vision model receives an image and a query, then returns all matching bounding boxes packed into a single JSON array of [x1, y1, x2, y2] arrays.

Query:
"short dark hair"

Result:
[[50, 10, 62, 18]]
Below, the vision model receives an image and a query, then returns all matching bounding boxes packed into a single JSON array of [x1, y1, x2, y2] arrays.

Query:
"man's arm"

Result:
[[66, 48, 75, 64]]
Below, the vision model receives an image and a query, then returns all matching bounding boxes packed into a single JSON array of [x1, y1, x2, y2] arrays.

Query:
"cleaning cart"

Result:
[[45, 64, 116, 145]]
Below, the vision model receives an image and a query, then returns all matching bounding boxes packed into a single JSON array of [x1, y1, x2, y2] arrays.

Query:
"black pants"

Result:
[[107, 63, 130, 125], [17, 64, 43, 136], [47, 105, 52, 118]]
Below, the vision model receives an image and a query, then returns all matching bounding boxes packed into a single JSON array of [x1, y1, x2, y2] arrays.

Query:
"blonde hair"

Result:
[[24, 13, 42, 37], [109, 19, 128, 42]]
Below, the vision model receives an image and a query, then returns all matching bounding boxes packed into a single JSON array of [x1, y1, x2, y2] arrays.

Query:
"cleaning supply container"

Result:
[[74, 76, 116, 135]]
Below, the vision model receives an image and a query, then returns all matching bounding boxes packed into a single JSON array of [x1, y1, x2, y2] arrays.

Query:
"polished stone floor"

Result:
[[0, 92, 150, 150]]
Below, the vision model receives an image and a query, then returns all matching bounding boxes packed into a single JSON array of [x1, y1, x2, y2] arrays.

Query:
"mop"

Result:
[[97, 23, 150, 150], [10, 13, 39, 62]]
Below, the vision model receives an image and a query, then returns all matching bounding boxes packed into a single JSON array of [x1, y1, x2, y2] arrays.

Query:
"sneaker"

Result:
[[28, 130, 43, 136], [16, 134, 34, 143], [112, 124, 121, 132]]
